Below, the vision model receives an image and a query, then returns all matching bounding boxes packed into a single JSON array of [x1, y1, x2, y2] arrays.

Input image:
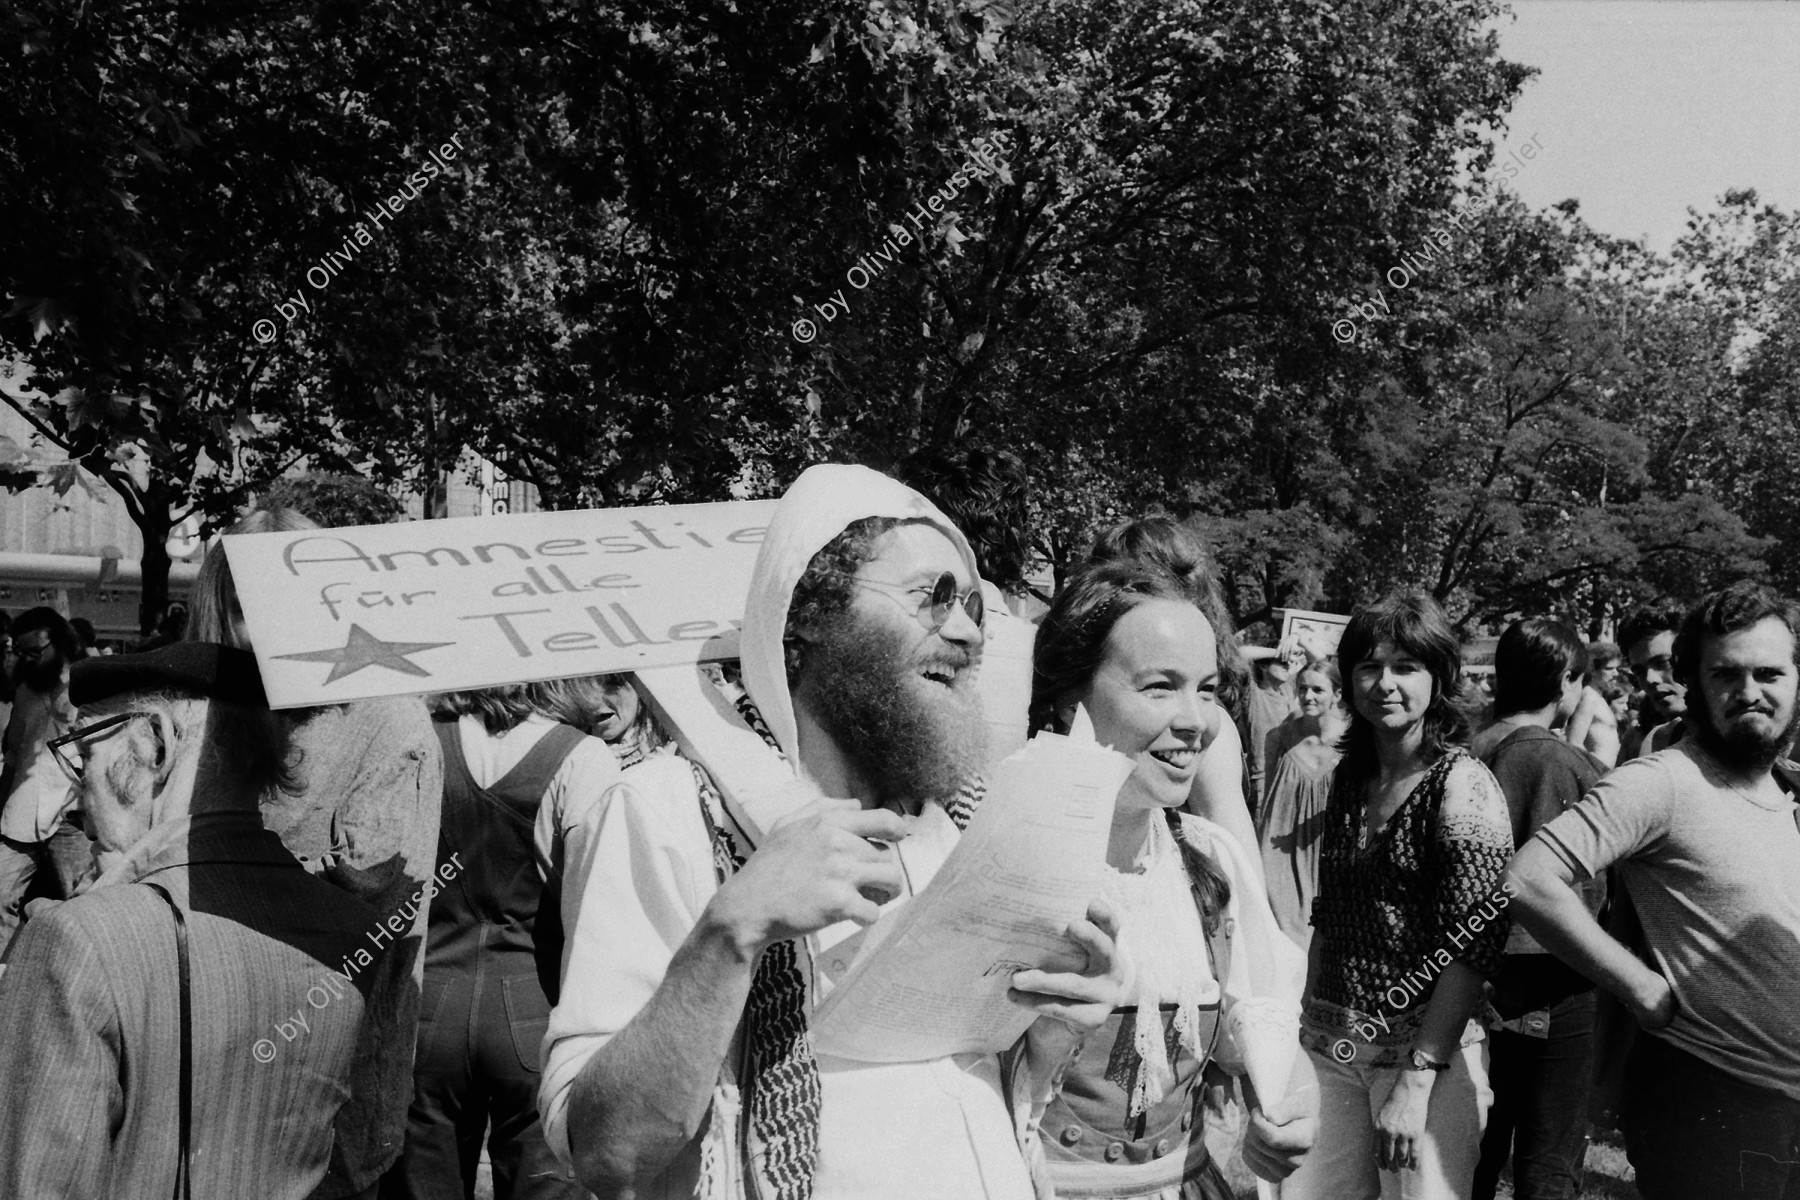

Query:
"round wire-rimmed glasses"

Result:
[[831, 569, 984, 633]]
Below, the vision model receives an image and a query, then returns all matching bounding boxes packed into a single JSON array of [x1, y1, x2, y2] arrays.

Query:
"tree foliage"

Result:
[[3, 0, 1794, 637]]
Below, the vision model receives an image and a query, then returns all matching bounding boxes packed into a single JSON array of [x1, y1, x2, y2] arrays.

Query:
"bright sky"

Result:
[[1491, 1, 1800, 251]]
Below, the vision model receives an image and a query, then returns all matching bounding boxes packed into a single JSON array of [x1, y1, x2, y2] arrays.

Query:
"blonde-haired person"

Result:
[[186, 508, 445, 1199], [1257, 661, 1350, 950], [186, 507, 319, 645], [533, 672, 670, 766], [526, 670, 735, 1015]]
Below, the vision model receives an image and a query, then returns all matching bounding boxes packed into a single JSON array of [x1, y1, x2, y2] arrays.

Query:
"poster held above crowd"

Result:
[[225, 500, 777, 708], [227, 498, 1040, 844]]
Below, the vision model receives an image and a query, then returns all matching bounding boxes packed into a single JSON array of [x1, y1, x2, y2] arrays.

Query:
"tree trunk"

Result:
[[419, 389, 449, 518], [421, 471, 449, 519], [136, 504, 174, 637]]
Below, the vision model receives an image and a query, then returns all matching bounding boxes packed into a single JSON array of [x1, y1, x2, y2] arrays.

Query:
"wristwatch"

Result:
[[1408, 1049, 1450, 1073]]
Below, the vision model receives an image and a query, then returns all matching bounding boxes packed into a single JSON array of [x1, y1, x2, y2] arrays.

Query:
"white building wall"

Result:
[[0, 404, 149, 559], [0, 406, 541, 639]]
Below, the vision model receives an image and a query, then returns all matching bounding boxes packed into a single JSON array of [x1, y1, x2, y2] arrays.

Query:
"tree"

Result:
[[287, 0, 992, 510], [1664, 191, 1800, 594], [0, 0, 489, 627], [258, 472, 408, 528], [10, 0, 1786, 641]]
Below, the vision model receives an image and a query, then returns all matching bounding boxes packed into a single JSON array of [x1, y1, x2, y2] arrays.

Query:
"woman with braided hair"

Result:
[[1031, 560, 1317, 1199], [1081, 515, 1262, 870]]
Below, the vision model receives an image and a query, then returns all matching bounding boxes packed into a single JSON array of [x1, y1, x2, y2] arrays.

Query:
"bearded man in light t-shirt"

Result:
[[1508, 582, 1800, 1200]]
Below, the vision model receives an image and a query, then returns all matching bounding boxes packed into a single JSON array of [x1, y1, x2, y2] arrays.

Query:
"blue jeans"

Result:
[[1624, 1033, 1800, 1200], [1473, 989, 1596, 1200]]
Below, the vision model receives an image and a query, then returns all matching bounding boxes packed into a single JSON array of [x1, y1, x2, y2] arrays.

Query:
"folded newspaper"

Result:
[[809, 710, 1134, 1062]]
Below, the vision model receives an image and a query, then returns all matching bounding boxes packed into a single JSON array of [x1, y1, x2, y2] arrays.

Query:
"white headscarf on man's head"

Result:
[[739, 464, 978, 775]]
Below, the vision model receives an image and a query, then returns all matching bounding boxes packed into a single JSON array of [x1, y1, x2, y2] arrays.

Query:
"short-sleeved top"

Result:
[[539, 757, 1034, 1200], [1532, 740, 1800, 1100], [1302, 749, 1513, 1064], [1477, 723, 1606, 955]]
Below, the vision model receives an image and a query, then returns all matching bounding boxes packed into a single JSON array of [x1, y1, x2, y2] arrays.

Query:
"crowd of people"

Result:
[[0, 458, 1795, 1200]]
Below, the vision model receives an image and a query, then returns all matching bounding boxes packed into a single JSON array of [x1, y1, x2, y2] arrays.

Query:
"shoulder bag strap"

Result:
[[144, 882, 193, 1200]]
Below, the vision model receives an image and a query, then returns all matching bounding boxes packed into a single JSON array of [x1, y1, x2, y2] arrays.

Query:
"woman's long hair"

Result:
[[187, 507, 321, 648], [1336, 591, 1468, 782], [435, 685, 536, 734], [531, 673, 669, 759], [1032, 560, 1231, 931], [185, 507, 328, 755]]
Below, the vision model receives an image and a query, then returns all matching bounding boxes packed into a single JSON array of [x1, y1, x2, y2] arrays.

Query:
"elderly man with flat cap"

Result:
[[0, 643, 388, 1199]]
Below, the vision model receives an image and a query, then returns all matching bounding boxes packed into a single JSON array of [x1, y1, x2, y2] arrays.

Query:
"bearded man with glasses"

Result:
[[540, 463, 1128, 1200]]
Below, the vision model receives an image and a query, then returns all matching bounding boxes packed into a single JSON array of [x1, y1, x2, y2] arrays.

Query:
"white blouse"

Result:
[[540, 757, 1035, 1200]]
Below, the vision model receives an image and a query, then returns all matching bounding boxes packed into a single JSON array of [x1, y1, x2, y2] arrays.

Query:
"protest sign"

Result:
[[226, 501, 775, 709], [1278, 607, 1351, 656]]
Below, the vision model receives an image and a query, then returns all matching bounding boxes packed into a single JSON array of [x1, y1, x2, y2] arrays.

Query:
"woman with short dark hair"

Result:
[[1283, 592, 1513, 1200]]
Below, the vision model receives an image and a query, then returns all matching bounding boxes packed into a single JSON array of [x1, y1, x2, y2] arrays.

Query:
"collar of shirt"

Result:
[[93, 809, 298, 889], [1681, 739, 1794, 813]]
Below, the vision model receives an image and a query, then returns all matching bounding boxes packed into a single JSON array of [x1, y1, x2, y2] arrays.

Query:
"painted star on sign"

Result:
[[274, 624, 453, 684]]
